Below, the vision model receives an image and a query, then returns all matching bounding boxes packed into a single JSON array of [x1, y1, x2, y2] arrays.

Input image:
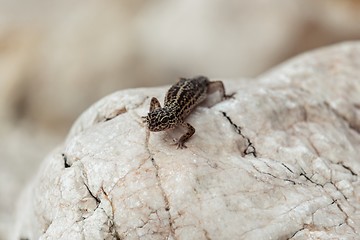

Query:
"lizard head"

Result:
[[143, 108, 178, 132]]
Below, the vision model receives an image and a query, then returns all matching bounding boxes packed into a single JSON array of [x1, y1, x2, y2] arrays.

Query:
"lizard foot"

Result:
[[172, 138, 187, 149]]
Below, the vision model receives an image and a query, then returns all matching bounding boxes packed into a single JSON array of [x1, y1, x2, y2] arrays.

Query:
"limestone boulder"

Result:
[[13, 42, 360, 239]]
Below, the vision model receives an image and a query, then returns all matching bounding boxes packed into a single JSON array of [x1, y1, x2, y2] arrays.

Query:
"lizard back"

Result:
[[164, 76, 209, 120]]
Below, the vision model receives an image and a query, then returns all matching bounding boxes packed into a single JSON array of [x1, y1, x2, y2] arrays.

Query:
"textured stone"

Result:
[[2, 6, 360, 236], [13, 42, 360, 239]]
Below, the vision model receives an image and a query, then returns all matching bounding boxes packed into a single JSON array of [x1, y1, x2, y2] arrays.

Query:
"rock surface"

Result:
[[2, 3, 360, 237], [13, 42, 360, 239]]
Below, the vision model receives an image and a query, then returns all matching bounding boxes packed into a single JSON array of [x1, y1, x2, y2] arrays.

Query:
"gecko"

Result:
[[143, 76, 230, 149]]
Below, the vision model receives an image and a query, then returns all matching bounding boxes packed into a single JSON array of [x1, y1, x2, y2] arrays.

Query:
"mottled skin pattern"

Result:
[[143, 76, 227, 148]]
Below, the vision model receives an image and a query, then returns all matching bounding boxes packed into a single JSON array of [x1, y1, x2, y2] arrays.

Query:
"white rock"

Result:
[[13, 42, 360, 239]]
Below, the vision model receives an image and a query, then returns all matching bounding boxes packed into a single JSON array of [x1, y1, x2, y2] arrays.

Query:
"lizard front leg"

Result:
[[176, 122, 195, 149], [142, 97, 162, 123], [149, 97, 161, 111]]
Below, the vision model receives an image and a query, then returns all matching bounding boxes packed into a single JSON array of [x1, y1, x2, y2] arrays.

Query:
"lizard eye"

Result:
[[161, 117, 169, 124]]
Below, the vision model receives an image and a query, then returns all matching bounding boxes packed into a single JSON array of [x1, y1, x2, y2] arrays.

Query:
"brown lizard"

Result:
[[143, 76, 229, 149]]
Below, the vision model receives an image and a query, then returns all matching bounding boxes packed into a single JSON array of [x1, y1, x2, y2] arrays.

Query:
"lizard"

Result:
[[143, 76, 230, 149]]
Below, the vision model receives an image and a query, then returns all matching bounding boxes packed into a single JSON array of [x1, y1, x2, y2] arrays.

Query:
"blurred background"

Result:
[[1, 0, 360, 237]]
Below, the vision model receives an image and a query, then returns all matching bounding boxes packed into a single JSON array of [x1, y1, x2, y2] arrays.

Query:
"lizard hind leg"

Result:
[[207, 81, 225, 99], [207, 81, 233, 99]]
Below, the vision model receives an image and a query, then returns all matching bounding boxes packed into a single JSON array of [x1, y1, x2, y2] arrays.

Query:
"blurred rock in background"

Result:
[[1, 0, 360, 238]]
